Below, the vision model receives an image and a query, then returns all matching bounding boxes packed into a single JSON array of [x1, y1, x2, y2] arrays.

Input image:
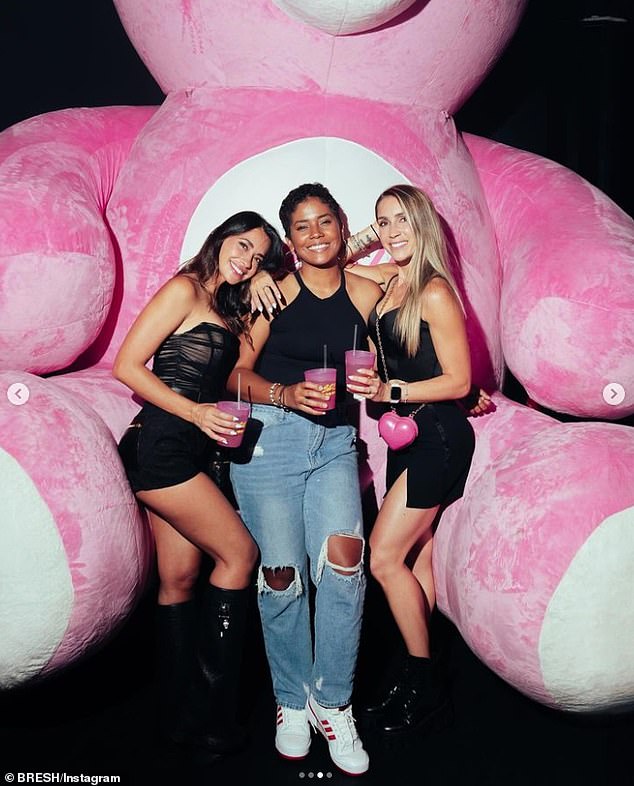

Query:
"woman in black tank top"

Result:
[[226, 184, 383, 775], [247, 187, 490, 754], [112, 212, 284, 755], [345, 185, 483, 742]]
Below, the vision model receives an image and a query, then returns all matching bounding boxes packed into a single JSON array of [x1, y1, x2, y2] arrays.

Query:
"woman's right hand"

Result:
[[346, 367, 384, 400], [283, 382, 331, 415], [249, 270, 286, 316], [191, 403, 246, 444]]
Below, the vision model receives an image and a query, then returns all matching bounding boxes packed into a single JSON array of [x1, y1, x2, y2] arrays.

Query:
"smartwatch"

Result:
[[389, 383, 403, 404]]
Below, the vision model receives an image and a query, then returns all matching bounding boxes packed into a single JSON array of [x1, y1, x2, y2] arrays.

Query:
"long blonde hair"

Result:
[[376, 185, 464, 357]]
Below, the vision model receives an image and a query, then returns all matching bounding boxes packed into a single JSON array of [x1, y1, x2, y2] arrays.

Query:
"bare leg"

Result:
[[148, 510, 202, 605], [138, 472, 258, 593], [369, 470, 439, 657], [138, 473, 256, 753], [409, 531, 435, 613]]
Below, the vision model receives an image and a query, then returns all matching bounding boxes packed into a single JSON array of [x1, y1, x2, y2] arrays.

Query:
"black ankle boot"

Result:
[[155, 600, 197, 745], [360, 652, 409, 729], [186, 583, 250, 754], [379, 654, 452, 736]]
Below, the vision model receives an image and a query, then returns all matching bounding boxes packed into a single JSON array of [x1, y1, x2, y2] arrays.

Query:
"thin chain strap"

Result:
[[375, 278, 426, 418]]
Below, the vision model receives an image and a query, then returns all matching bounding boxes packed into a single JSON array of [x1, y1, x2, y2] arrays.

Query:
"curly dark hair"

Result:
[[179, 211, 285, 336], [278, 182, 344, 237]]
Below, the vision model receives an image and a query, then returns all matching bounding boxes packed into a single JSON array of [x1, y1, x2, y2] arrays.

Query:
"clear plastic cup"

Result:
[[345, 350, 376, 400], [216, 401, 250, 447], [304, 367, 337, 410]]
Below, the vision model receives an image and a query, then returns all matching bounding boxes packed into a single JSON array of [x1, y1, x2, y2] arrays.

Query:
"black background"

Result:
[[1, 2, 633, 785]]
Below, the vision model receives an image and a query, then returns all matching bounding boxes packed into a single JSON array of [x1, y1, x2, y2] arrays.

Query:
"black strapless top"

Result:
[[369, 307, 442, 383], [151, 322, 240, 403]]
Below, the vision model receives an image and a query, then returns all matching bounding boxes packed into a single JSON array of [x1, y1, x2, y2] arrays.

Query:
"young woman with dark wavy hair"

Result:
[[114, 210, 285, 756]]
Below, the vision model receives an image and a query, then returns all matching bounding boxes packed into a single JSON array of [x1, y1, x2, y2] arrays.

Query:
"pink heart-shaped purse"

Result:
[[378, 410, 419, 451]]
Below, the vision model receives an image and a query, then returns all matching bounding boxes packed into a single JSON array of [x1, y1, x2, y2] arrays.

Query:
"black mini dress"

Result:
[[118, 322, 239, 493], [369, 307, 475, 509]]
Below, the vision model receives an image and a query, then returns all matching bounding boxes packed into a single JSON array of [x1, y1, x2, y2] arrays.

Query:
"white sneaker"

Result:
[[307, 695, 369, 776], [275, 704, 311, 760]]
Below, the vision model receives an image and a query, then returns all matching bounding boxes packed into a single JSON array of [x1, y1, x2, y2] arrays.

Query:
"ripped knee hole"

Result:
[[262, 565, 296, 591], [325, 534, 364, 576]]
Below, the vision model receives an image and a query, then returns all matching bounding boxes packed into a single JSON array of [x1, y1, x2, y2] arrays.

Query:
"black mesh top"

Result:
[[369, 307, 442, 384], [151, 322, 240, 403], [256, 272, 369, 402]]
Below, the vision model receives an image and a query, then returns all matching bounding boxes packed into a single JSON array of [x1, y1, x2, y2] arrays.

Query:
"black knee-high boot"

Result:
[[155, 600, 197, 744], [186, 583, 250, 754], [379, 654, 452, 736]]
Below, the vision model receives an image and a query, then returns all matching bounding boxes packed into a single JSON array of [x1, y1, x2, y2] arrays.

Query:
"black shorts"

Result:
[[118, 405, 213, 493]]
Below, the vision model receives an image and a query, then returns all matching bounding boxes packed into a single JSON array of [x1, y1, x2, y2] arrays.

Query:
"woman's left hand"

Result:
[[460, 385, 493, 416], [249, 270, 285, 315], [346, 368, 385, 401]]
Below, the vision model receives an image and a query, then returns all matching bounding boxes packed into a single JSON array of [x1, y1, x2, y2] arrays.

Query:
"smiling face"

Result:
[[286, 197, 343, 268], [218, 227, 271, 285], [376, 194, 414, 265]]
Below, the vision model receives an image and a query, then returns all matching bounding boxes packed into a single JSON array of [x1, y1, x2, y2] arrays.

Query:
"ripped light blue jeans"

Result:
[[230, 404, 366, 710]]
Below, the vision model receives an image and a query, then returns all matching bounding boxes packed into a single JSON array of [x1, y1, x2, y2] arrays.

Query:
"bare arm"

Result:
[[344, 261, 398, 289], [344, 271, 384, 323], [359, 279, 471, 404], [112, 276, 241, 442], [227, 302, 332, 417], [345, 223, 381, 260], [226, 314, 275, 405]]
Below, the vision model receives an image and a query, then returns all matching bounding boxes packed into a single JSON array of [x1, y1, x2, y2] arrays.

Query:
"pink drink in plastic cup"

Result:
[[345, 350, 376, 400], [304, 367, 337, 410], [216, 401, 250, 447]]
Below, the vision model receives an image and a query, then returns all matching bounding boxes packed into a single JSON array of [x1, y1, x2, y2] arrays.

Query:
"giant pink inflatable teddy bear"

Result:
[[1, 0, 632, 712]]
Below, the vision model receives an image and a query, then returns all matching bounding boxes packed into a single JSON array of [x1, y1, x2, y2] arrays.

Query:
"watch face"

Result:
[[390, 385, 402, 402]]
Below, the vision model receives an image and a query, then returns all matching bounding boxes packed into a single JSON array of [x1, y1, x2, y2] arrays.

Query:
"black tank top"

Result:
[[257, 271, 369, 402], [151, 322, 239, 403], [368, 307, 442, 383]]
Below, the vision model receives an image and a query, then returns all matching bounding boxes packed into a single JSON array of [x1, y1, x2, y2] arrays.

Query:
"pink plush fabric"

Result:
[[0, 107, 156, 373], [0, 0, 632, 710], [464, 134, 634, 419], [435, 396, 634, 710], [113, 0, 525, 113], [0, 371, 151, 685]]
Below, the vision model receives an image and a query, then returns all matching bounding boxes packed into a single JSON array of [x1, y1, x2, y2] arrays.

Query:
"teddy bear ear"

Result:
[[270, 0, 417, 36]]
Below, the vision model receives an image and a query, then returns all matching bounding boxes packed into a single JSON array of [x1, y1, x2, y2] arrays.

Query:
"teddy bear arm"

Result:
[[465, 133, 634, 420], [0, 106, 157, 374]]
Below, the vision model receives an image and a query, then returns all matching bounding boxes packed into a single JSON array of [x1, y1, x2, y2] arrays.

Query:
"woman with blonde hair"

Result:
[[346, 184, 476, 740]]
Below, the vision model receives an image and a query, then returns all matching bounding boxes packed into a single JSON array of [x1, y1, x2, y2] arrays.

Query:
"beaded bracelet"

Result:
[[277, 385, 289, 411], [269, 382, 282, 407]]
